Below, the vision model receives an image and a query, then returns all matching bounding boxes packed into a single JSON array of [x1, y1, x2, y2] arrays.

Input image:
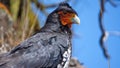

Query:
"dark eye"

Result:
[[63, 11, 67, 14]]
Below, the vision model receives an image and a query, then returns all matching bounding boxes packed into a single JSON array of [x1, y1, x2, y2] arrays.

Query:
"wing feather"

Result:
[[0, 32, 69, 68]]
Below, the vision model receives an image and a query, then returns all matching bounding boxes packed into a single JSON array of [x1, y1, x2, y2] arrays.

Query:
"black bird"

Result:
[[0, 2, 80, 68]]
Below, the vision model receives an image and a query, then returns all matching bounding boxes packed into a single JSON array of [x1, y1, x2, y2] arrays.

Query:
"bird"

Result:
[[0, 2, 80, 68]]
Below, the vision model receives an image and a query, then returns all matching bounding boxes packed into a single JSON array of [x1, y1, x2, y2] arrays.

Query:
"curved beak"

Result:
[[72, 15, 80, 24]]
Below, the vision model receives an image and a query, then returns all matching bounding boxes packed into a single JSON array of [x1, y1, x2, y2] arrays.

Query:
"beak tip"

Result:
[[73, 15, 80, 24], [77, 19, 80, 24]]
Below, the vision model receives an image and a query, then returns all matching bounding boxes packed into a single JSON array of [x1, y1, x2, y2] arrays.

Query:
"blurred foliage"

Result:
[[10, 0, 20, 21], [0, 0, 40, 53]]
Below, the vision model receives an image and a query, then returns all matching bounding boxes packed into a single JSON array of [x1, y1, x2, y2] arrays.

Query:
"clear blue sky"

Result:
[[33, 0, 120, 68]]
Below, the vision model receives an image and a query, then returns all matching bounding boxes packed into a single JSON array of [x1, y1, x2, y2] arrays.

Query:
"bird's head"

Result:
[[55, 2, 80, 28], [42, 2, 80, 32]]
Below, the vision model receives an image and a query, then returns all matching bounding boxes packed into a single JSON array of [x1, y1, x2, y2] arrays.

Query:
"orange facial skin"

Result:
[[58, 11, 75, 28]]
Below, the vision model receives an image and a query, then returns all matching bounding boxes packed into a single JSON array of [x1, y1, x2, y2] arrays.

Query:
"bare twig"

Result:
[[99, 0, 110, 59], [99, 0, 119, 59], [99, 0, 111, 68]]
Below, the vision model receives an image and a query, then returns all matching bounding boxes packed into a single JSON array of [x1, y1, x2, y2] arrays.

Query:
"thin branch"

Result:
[[99, 1, 111, 68], [99, 0, 110, 59], [99, 0, 119, 60]]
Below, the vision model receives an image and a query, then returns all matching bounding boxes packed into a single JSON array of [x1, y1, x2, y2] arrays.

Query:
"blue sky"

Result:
[[33, 0, 120, 68]]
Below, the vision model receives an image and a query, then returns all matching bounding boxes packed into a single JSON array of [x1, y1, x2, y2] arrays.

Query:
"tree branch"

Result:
[[99, 0, 110, 59]]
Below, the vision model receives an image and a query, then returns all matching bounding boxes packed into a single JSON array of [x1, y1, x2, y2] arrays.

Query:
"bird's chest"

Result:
[[57, 40, 72, 68]]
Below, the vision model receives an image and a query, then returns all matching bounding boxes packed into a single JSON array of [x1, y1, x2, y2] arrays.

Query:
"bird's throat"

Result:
[[61, 19, 72, 28]]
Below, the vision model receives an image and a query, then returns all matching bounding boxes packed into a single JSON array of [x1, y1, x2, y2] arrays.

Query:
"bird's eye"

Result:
[[63, 11, 67, 14]]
